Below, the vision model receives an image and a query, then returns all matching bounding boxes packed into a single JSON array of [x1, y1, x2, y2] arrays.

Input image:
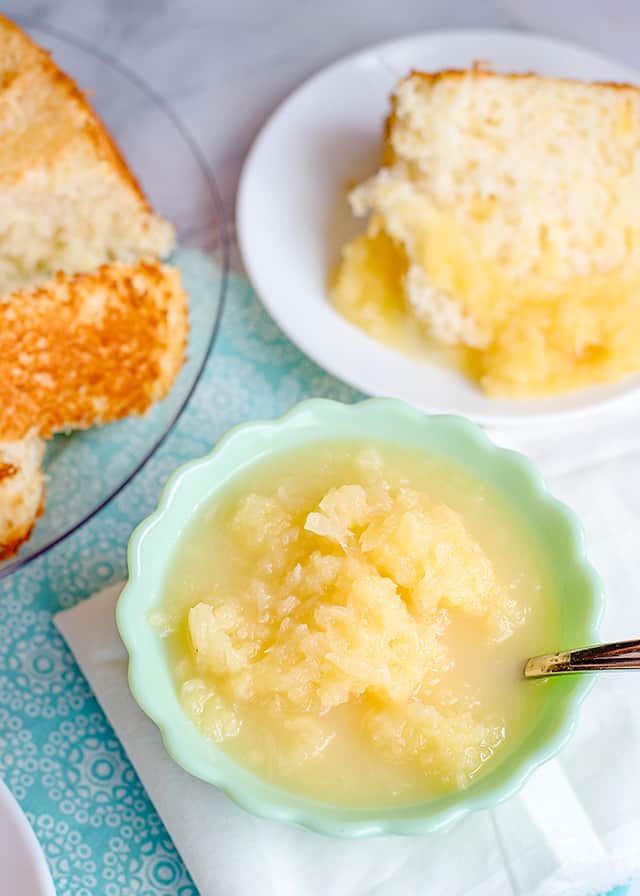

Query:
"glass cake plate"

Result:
[[0, 22, 228, 579]]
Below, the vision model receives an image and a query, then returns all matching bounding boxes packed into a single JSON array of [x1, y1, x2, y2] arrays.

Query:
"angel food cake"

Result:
[[154, 443, 558, 806], [332, 69, 640, 398], [0, 15, 185, 560]]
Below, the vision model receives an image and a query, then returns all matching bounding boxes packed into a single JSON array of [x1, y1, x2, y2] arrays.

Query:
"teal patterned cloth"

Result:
[[0, 254, 628, 896], [0, 256, 358, 896]]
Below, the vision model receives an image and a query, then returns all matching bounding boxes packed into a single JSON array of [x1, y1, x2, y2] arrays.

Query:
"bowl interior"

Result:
[[120, 399, 602, 835]]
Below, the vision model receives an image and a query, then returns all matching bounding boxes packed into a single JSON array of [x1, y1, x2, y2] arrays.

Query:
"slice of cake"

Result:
[[0, 259, 188, 441], [0, 13, 174, 293], [332, 68, 640, 397]]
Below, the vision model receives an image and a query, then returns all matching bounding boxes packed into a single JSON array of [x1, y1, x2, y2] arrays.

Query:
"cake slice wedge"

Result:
[[0, 259, 188, 442], [0, 14, 175, 294]]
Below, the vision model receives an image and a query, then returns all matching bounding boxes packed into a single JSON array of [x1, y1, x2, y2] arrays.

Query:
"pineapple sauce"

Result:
[[152, 442, 558, 807]]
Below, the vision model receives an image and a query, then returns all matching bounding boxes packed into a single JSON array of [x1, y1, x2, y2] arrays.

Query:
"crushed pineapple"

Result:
[[332, 224, 640, 396], [156, 442, 557, 806]]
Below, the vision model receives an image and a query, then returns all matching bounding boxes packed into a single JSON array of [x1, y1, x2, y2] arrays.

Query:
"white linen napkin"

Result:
[[55, 403, 640, 896]]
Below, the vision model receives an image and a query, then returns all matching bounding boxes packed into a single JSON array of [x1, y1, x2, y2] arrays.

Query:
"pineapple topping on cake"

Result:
[[331, 68, 640, 397]]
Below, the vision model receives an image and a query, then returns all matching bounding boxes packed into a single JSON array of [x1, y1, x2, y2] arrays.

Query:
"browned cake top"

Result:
[[0, 259, 188, 440]]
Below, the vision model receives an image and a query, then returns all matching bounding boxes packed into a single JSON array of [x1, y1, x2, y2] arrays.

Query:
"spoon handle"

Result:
[[524, 638, 640, 678]]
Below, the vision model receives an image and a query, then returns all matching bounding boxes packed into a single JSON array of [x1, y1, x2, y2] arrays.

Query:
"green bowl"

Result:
[[117, 398, 603, 837]]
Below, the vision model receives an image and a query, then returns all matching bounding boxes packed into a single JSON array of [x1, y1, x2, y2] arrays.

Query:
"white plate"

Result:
[[0, 779, 54, 896], [237, 29, 640, 425]]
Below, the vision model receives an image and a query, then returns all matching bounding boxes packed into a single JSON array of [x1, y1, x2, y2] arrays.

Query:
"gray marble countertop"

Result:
[[5, 0, 639, 270]]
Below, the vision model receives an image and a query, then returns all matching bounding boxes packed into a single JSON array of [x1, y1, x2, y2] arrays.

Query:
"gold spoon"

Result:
[[524, 638, 640, 678]]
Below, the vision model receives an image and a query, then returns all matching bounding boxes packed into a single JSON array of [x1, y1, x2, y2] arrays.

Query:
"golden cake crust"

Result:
[[0, 259, 188, 441]]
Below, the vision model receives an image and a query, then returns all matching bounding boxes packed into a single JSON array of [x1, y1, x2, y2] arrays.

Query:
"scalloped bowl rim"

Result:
[[117, 398, 604, 837]]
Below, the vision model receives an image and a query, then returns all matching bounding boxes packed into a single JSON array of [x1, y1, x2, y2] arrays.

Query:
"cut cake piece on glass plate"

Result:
[[0, 14, 183, 560]]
